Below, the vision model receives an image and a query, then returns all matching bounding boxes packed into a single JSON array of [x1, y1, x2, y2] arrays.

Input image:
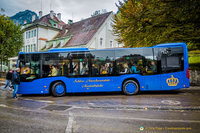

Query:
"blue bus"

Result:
[[17, 42, 190, 96]]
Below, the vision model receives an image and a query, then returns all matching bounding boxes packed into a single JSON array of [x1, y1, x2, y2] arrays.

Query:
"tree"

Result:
[[113, 0, 200, 50], [0, 15, 23, 68], [91, 9, 107, 17]]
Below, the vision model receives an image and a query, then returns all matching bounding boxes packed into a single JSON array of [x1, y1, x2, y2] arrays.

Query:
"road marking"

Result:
[[65, 112, 74, 133], [74, 113, 200, 123], [23, 99, 54, 103], [36, 100, 54, 103], [0, 104, 8, 107], [161, 100, 181, 105], [88, 102, 95, 106]]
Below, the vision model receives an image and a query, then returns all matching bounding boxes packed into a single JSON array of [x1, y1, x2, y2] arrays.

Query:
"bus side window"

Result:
[[69, 52, 89, 77], [90, 50, 115, 77]]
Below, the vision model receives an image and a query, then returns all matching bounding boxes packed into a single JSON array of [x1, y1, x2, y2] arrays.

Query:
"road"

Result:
[[0, 85, 200, 133]]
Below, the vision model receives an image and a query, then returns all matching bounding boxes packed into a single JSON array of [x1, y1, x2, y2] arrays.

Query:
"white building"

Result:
[[22, 10, 66, 52], [42, 11, 123, 51]]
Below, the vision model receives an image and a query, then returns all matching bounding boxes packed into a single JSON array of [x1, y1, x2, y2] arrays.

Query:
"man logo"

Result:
[[166, 75, 179, 86]]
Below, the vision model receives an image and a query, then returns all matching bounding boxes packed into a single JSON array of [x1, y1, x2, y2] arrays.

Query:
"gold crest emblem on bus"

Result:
[[166, 75, 179, 86]]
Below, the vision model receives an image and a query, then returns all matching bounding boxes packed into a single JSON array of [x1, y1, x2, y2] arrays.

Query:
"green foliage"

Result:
[[188, 50, 200, 65], [113, 0, 200, 49], [0, 15, 23, 61]]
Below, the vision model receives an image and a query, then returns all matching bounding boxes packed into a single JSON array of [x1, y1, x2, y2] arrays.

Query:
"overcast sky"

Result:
[[0, 0, 119, 23]]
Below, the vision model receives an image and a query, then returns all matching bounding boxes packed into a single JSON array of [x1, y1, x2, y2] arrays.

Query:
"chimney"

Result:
[[24, 20, 27, 24], [39, 11, 42, 19], [57, 13, 61, 21], [68, 19, 73, 25], [50, 10, 54, 19], [32, 15, 36, 22]]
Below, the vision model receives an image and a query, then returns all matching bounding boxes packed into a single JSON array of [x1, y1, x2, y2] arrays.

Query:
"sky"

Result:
[[0, 0, 119, 23]]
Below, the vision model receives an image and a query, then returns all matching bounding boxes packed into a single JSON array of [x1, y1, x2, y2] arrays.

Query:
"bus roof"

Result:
[[48, 47, 88, 52], [19, 42, 187, 54], [153, 42, 187, 48]]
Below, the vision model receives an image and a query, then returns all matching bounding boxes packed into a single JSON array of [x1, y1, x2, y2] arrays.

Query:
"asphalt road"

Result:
[[0, 85, 200, 133]]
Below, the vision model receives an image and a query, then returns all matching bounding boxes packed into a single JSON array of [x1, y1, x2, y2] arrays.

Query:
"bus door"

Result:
[[143, 48, 161, 90], [18, 54, 42, 94], [67, 51, 117, 93], [87, 50, 120, 92]]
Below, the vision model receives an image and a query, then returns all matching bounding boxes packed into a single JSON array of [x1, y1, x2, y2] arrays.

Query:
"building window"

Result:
[[33, 44, 36, 52], [28, 45, 30, 52], [28, 31, 30, 38], [110, 41, 113, 48], [34, 29, 36, 37], [26, 32, 28, 39], [31, 45, 32, 52], [100, 38, 103, 47], [31, 30, 33, 38]]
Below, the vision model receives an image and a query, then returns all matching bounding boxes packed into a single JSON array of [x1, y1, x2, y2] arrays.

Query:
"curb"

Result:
[[89, 105, 200, 111]]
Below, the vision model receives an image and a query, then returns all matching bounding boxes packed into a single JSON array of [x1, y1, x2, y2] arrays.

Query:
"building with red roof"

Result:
[[22, 10, 66, 52], [22, 10, 123, 52], [42, 11, 122, 51]]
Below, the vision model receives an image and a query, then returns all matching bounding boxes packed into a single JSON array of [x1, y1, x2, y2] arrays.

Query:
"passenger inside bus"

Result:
[[21, 65, 30, 75], [130, 63, 140, 73], [48, 65, 58, 76], [92, 64, 98, 76], [80, 63, 86, 75], [146, 60, 157, 73], [101, 64, 108, 74], [108, 63, 113, 74], [72, 63, 79, 75], [120, 63, 129, 74], [63, 61, 69, 76]]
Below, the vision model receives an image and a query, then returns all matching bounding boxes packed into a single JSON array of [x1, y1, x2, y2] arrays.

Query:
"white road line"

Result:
[[23, 99, 54, 103], [65, 112, 74, 133], [74, 113, 200, 123], [88, 102, 95, 106], [36, 100, 54, 103], [0, 104, 8, 107]]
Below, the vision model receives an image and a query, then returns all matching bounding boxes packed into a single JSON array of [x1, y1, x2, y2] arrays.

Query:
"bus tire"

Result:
[[51, 82, 66, 97], [122, 80, 139, 95]]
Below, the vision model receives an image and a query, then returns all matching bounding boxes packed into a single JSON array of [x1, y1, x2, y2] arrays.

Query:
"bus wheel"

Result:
[[51, 82, 66, 97], [122, 80, 139, 95]]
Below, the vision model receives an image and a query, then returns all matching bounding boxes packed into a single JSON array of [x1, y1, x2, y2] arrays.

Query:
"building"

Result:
[[9, 11, 123, 69], [42, 11, 123, 51], [22, 10, 66, 52]]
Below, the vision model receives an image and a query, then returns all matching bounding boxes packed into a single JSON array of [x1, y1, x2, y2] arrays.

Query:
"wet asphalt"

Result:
[[0, 85, 200, 133]]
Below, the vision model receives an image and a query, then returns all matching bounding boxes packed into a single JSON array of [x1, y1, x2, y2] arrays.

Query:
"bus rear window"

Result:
[[160, 47, 184, 73]]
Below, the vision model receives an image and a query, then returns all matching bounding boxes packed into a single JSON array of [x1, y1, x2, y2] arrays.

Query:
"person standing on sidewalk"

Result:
[[3, 69, 13, 91], [11, 68, 20, 98]]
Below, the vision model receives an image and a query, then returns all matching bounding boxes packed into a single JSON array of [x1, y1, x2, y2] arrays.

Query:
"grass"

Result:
[[188, 50, 200, 70], [188, 50, 200, 55], [189, 56, 200, 64]]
